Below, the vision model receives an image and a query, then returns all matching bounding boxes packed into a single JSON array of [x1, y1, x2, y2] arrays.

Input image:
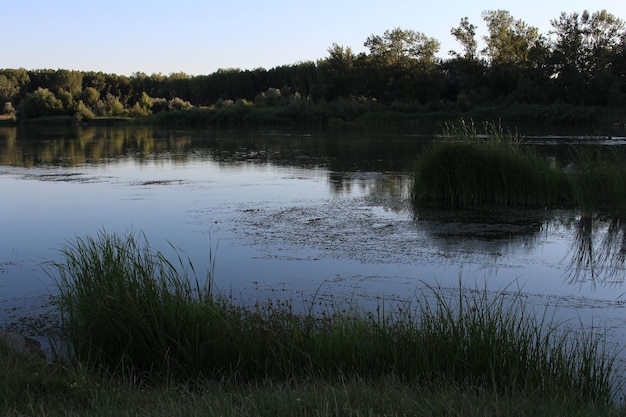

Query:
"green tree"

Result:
[[166, 72, 191, 100], [130, 91, 153, 116], [0, 74, 20, 102], [479, 10, 545, 101], [326, 43, 355, 70], [54, 69, 83, 95], [319, 43, 357, 99], [96, 93, 126, 117], [83, 71, 107, 92], [81, 87, 101, 106], [1, 68, 30, 103], [0, 68, 29, 86], [56, 88, 75, 111], [551, 10, 625, 74], [75, 100, 96, 121], [362, 28, 441, 102], [16, 87, 63, 119], [364, 27, 440, 66], [450, 17, 478, 60], [2, 101, 15, 115], [482, 10, 540, 66], [549, 10, 626, 104]]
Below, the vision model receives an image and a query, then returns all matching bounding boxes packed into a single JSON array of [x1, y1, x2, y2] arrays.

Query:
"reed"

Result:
[[412, 120, 565, 208], [568, 146, 626, 219], [50, 229, 231, 379], [49, 230, 621, 404]]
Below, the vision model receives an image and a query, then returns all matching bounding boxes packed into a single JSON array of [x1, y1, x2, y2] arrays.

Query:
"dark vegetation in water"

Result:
[[412, 121, 626, 218], [45, 229, 622, 406], [1, 9, 625, 128]]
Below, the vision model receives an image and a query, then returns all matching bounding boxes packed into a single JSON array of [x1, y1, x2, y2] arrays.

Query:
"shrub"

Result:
[[16, 88, 64, 120]]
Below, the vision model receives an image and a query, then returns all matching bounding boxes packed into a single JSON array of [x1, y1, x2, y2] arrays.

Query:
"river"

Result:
[[1, 124, 625, 353]]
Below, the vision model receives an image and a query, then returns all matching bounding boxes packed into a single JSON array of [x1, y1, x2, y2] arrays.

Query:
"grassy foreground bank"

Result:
[[1, 229, 619, 415], [2, 345, 624, 417]]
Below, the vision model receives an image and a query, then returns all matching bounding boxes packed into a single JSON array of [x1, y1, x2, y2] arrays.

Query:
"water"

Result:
[[1, 125, 625, 351]]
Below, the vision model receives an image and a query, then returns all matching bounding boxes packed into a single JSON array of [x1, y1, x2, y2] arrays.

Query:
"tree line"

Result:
[[1, 9, 625, 124]]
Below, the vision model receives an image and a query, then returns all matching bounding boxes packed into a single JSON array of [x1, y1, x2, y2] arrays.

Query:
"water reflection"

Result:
[[0, 125, 424, 202], [413, 207, 626, 287], [0, 125, 194, 167], [0, 125, 430, 172], [413, 207, 554, 256], [564, 216, 626, 287], [328, 171, 409, 199]]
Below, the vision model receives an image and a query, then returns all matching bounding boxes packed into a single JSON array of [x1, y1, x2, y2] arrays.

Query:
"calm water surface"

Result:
[[1, 125, 625, 349]]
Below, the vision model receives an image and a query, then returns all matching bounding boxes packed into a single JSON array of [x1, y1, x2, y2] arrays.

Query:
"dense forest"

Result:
[[1, 9, 625, 126]]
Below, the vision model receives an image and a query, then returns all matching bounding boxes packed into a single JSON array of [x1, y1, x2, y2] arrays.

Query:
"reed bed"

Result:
[[412, 120, 565, 208], [412, 120, 626, 219], [47, 230, 622, 405], [568, 146, 626, 219]]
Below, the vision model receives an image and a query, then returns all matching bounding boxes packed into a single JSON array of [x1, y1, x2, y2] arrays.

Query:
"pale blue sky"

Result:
[[3, 0, 625, 76]]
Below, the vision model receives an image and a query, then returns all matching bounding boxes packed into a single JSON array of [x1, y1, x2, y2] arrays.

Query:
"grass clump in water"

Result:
[[569, 146, 626, 219], [49, 230, 622, 405], [412, 120, 567, 209]]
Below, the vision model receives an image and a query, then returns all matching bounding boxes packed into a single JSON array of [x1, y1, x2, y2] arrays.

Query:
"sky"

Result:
[[3, 0, 626, 77]]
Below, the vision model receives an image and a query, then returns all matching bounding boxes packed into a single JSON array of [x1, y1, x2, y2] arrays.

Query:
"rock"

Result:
[[0, 329, 46, 359]]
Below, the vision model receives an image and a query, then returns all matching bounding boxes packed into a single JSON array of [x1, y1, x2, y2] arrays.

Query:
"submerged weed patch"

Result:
[[48, 230, 622, 404]]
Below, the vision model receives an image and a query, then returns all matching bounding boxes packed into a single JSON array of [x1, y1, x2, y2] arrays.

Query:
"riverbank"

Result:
[[2, 346, 624, 417], [6, 103, 626, 136], [2, 229, 619, 416]]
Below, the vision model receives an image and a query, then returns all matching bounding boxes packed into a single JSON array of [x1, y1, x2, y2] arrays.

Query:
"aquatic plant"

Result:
[[568, 146, 626, 219], [412, 120, 565, 208], [50, 229, 226, 378], [49, 230, 621, 404]]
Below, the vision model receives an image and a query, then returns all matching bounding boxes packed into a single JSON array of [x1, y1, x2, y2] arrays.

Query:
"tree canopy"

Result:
[[1, 9, 625, 123]]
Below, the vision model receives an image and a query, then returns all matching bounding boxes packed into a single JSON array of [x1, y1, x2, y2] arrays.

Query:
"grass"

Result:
[[412, 120, 626, 218], [2, 346, 625, 417], [36, 229, 624, 414], [568, 146, 626, 219], [412, 120, 565, 209], [49, 230, 222, 380]]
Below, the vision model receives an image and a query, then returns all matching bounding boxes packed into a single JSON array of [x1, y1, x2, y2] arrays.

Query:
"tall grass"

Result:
[[412, 120, 626, 219], [48, 230, 622, 404], [569, 146, 626, 219], [50, 230, 229, 379], [412, 120, 566, 208]]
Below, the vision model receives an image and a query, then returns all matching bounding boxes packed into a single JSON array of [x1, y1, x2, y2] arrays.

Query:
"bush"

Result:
[[2, 101, 15, 115], [16, 88, 64, 120]]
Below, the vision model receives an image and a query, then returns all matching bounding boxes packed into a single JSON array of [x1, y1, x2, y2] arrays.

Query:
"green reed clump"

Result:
[[50, 229, 241, 379], [412, 120, 567, 208], [568, 146, 626, 219], [410, 283, 618, 402], [49, 230, 621, 404]]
